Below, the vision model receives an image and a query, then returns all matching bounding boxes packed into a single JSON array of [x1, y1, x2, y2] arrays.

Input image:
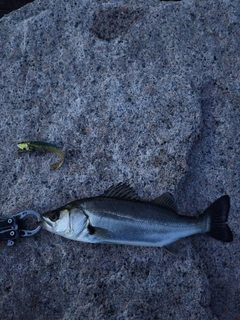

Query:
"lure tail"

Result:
[[203, 195, 233, 242]]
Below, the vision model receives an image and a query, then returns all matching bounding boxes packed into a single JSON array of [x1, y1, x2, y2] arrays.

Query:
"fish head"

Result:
[[41, 209, 70, 235], [40, 205, 88, 240]]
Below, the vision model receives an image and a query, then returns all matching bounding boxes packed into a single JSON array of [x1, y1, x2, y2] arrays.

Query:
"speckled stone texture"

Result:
[[0, 0, 239, 319]]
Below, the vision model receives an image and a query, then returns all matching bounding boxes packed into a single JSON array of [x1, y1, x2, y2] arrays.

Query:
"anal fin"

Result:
[[164, 241, 181, 255]]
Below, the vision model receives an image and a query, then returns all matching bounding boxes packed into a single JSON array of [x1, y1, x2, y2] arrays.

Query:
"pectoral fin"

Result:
[[87, 224, 112, 241]]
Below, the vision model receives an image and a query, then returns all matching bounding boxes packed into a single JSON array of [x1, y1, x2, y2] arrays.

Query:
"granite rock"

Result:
[[0, 0, 239, 319]]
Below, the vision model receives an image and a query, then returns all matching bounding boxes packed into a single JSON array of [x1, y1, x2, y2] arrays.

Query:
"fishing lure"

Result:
[[17, 141, 65, 170]]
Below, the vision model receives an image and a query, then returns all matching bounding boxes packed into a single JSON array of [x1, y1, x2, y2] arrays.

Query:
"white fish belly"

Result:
[[80, 201, 206, 247], [95, 218, 203, 246]]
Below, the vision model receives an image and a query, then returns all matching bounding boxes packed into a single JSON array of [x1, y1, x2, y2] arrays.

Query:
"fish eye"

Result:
[[49, 211, 59, 222]]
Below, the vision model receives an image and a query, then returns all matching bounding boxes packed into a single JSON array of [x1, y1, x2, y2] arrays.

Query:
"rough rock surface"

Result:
[[0, 0, 239, 319]]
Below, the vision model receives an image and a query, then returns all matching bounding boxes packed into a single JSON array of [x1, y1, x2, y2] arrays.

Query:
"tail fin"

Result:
[[203, 195, 233, 242]]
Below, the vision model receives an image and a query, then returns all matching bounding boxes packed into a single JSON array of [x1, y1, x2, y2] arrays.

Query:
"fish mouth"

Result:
[[39, 215, 53, 230]]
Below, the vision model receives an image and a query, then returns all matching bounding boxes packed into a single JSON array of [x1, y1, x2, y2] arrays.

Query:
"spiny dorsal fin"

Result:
[[151, 192, 178, 212], [101, 183, 140, 200]]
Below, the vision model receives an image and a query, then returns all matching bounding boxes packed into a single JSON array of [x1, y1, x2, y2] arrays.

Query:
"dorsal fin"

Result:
[[151, 192, 178, 212], [101, 183, 140, 200]]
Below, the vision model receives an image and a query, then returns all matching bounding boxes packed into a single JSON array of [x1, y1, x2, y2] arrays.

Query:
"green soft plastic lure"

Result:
[[17, 141, 65, 170]]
